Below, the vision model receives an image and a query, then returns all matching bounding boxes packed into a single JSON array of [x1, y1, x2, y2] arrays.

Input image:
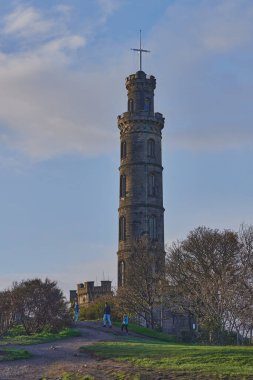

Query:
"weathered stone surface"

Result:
[[117, 70, 165, 287]]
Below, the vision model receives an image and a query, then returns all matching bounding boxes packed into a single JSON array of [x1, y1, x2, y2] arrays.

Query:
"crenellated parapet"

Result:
[[118, 112, 164, 137]]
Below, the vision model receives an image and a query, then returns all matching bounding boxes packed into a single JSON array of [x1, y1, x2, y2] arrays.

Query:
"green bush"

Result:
[[77, 294, 121, 322]]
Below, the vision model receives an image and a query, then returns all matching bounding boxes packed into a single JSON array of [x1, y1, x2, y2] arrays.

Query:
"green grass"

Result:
[[61, 374, 94, 380], [113, 321, 177, 343], [81, 341, 253, 378], [0, 326, 80, 345], [0, 348, 32, 361]]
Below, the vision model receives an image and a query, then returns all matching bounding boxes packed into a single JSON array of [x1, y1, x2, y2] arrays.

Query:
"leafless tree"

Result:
[[117, 236, 165, 329], [236, 224, 253, 342], [166, 226, 243, 343], [0, 290, 15, 336]]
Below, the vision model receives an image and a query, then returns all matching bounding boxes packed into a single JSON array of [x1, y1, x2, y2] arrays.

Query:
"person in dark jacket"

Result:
[[103, 302, 112, 327]]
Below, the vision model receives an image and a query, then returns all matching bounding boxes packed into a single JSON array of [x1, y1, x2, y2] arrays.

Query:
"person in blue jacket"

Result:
[[121, 314, 129, 333], [103, 302, 112, 327], [73, 300, 79, 322]]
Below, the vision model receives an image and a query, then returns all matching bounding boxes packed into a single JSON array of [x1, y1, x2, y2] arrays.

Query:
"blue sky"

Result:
[[0, 0, 252, 297]]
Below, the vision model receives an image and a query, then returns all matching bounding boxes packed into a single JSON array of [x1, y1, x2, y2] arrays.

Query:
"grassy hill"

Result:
[[81, 324, 253, 379]]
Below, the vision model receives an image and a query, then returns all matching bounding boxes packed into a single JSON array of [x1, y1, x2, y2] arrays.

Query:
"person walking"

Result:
[[103, 302, 112, 327], [121, 314, 129, 333], [73, 300, 79, 322]]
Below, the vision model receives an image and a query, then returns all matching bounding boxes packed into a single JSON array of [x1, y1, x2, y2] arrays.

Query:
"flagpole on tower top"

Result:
[[131, 29, 150, 71]]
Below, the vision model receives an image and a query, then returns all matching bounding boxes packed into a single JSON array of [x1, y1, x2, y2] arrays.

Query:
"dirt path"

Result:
[[0, 321, 119, 380], [0, 321, 163, 380], [0, 321, 222, 380]]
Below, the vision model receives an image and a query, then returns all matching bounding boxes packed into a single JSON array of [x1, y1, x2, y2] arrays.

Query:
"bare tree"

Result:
[[236, 224, 253, 342], [0, 290, 15, 336], [117, 236, 165, 329], [166, 226, 242, 343]]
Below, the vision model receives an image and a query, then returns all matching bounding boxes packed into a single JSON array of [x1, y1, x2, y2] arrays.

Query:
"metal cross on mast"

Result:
[[131, 30, 150, 71]]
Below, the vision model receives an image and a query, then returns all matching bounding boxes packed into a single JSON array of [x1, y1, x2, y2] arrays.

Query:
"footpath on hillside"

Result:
[[0, 321, 152, 380], [0, 321, 216, 380]]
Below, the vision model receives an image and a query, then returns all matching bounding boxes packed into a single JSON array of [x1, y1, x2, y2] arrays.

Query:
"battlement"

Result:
[[126, 71, 155, 82], [70, 280, 112, 306], [126, 71, 156, 91]]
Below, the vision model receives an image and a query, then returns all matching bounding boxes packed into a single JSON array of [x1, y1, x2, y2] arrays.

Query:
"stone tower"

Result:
[[117, 69, 165, 287]]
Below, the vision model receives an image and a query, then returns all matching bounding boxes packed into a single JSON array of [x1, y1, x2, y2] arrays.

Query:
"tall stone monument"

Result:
[[117, 41, 165, 287]]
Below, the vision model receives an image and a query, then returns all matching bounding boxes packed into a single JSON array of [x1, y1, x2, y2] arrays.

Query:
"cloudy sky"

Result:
[[0, 0, 252, 297]]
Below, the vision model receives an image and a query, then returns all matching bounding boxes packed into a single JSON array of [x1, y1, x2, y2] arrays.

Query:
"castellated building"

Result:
[[117, 70, 165, 286], [70, 281, 112, 306]]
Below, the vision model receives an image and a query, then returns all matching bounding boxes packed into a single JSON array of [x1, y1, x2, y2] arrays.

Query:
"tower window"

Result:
[[119, 216, 126, 241], [148, 173, 156, 196], [120, 261, 125, 286], [147, 139, 155, 157], [120, 175, 126, 198], [121, 141, 127, 159], [148, 215, 157, 241], [128, 99, 134, 113], [144, 98, 151, 112]]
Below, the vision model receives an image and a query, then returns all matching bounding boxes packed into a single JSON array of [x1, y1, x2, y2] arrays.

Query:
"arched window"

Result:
[[120, 175, 126, 198], [144, 98, 150, 112], [147, 139, 155, 157], [148, 173, 156, 196], [148, 215, 157, 241], [128, 99, 134, 113], [119, 216, 126, 241], [120, 261, 125, 286], [121, 141, 127, 159]]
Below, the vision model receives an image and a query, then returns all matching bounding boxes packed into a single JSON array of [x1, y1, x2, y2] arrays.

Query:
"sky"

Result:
[[0, 0, 253, 298]]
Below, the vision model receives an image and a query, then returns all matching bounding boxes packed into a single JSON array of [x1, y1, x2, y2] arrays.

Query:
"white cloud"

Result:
[[42, 35, 85, 53], [149, 0, 253, 152], [0, 39, 124, 160], [1, 0, 252, 163], [96, 0, 122, 23], [200, 0, 253, 53], [0, 3, 123, 161], [3, 6, 52, 36]]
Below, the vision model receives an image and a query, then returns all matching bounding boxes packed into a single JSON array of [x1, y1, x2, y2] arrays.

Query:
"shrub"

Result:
[[10, 278, 71, 334]]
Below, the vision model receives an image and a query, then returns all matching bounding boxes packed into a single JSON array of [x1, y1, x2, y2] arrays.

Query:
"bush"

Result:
[[78, 294, 122, 322], [9, 278, 71, 334]]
